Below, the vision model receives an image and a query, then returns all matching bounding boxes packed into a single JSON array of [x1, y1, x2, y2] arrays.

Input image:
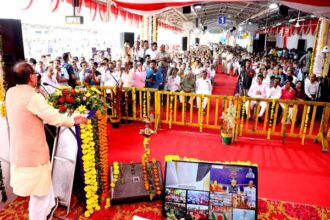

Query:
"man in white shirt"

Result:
[[304, 74, 320, 101], [243, 180, 256, 208], [245, 75, 267, 119], [196, 70, 212, 112], [78, 61, 89, 86], [166, 68, 181, 92], [146, 42, 159, 60], [133, 40, 145, 61], [41, 66, 59, 95], [54, 59, 69, 86]]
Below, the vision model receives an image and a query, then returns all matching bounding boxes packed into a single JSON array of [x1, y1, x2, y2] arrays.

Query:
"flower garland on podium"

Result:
[[47, 86, 109, 216], [0, 70, 6, 117]]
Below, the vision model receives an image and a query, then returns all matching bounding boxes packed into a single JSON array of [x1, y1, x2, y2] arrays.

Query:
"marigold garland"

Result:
[[151, 158, 161, 196], [199, 95, 204, 132], [309, 20, 320, 76], [267, 99, 276, 140], [110, 162, 119, 194], [240, 96, 246, 136], [143, 91, 147, 118], [0, 70, 6, 117], [96, 111, 110, 204], [169, 94, 173, 129], [302, 106, 311, 145], [80, 120, 100, 217]]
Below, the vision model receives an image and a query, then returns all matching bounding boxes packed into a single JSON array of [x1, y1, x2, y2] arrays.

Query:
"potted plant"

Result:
[[221, 101, 236, 145], [108, 84, 123, 128]]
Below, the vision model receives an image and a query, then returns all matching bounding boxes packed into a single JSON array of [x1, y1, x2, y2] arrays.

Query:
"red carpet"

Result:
[[108, 122, 330, 208], [213, 66, 238, 96], [1, 196, 330, 220]]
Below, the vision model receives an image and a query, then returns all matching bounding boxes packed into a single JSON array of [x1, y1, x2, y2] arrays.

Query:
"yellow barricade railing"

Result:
[[87, 85, 330, 151]]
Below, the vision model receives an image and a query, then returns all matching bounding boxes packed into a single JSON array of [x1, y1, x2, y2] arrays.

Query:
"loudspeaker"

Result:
[[195, 38, 200, 45], [120, 32, 134, 47], [182, 37, 188, 51], [182, 6, 191, 14], [253, 34, 265, 53], [73, 0, 80, 7], [0, 19, 25, 89], [279, 5, 288, 17], [297, 39, 306, 52]]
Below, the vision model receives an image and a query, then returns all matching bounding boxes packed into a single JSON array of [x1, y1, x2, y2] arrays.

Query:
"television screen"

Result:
[[163, 161, 258, 220]]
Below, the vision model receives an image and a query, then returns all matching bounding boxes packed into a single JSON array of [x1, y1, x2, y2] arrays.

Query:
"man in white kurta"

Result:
[[6, 62, 87, 220], [196, 70, 212, 111], [245, 75, 267, 119]]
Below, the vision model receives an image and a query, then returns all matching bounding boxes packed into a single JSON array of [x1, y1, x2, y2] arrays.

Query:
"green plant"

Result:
[[221, 101, 236, 134]]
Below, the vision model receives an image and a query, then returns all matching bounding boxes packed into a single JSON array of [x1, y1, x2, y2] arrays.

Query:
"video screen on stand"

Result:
[[163, 161, 258, 220]]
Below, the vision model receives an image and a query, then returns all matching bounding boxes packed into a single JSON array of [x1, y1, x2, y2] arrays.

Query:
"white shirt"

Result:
[[167, 75, 181, 91], [41, 75, 59, 94], [248, 83, 266, 98], [304, 79, 320, 99], [266, 85, 282, 99], [104, 71, 121, 87], [56, 67, 69, 86], [196, 78, 212, 94], [79, 70, 89, 84], [133, 47, 145, 60], [146, 49, 159, 60], [121, 71, 134, 88]]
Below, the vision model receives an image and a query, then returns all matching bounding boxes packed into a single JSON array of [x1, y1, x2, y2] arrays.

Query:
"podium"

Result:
[[51, 126, 78, 218]]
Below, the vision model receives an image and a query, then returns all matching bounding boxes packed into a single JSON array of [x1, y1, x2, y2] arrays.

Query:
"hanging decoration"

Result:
[[302, 106, 311, 145], [141, 16, 145, 40], [152, 16, 158, 42], [312, 18, 324, 77], [96, 111, 110, 204], [239, 96, 246, 136], [322, 19, 330, 78], [267, 100, 276, 140], [0, 69, 6, 117], [199, 95, 204, 132], [80, 120, 100, 218], [169, 94, 173, 129]]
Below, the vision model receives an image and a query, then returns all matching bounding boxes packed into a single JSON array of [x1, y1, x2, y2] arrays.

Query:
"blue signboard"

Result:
[[218, 16, 226, 25]]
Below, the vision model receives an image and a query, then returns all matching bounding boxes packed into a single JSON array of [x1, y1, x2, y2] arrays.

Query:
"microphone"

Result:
[[43, 82, 60, 90]]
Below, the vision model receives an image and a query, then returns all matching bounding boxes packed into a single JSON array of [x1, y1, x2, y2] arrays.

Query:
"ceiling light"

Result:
[[269, 3, 278, 9], [289, 18, 296, 23], [238, 26, 243, 31], [276, 23, 281, 26], [311, 15, 316, 18], [248, 21, 252, 25], [294, 22, 300, 27], [228, 15, 231, 18], [298, 18, 305, 22], [193, 4, 202, 10]]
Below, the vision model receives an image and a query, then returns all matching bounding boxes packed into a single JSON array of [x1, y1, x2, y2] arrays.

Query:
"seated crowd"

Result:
[[28, 42, 322, 120]]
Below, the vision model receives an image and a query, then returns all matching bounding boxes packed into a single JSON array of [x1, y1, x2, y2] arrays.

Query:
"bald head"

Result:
[[13, 62, 35, 85]]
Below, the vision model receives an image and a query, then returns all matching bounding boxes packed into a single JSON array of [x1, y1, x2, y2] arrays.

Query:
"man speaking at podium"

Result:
[[5, 62, 87, 220]]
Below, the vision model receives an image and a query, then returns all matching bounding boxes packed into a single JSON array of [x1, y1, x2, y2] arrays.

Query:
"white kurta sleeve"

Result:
[[27, 93, 75, 127]]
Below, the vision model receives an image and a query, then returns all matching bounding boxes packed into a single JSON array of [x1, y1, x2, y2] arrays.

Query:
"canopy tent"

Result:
[[112, 0, 330, 17]]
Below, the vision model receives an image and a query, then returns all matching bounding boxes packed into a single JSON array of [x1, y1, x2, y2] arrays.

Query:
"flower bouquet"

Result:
[[47, 87, 108, 115], [220, 101, 236, 145]]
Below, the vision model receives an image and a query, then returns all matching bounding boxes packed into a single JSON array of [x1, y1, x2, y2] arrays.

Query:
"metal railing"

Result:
[[92, 86, 330, 152]]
